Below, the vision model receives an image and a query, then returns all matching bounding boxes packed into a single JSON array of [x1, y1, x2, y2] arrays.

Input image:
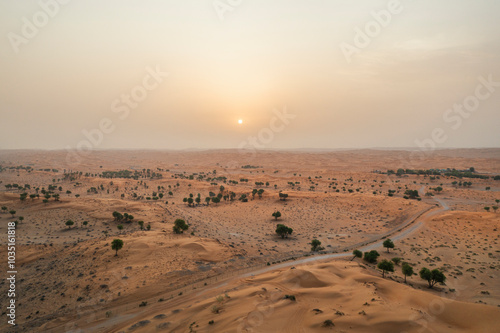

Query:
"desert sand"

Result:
[[0, 149, 499, 332]]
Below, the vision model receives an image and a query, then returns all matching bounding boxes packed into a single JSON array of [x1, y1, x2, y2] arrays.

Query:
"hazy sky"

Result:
[[1, 0, 499, 150]]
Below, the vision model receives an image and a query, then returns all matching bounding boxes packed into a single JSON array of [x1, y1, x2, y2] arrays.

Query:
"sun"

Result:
[[238, 119, 243, 124]]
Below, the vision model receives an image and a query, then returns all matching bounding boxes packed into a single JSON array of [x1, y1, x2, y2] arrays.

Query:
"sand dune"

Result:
[[84, 261, 500, 333], [0, 149, 499, 332]]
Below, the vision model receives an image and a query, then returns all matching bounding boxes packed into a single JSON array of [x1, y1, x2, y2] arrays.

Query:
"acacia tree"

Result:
[[272, 211, 281, 220], [138, 221, 144, 230], [310, 239, 323, 252], [377, 259, 394, 278], [419, 268, 446, 288], [112, 211, 123, 221], [205, 197, 211, 205], [279, 192, 288, 201], [383, 239, 395, 253], [402, 262, 414, 283], [364, 250, 380, 263], [111, 239, 124, 256], [275, 224, 293, 239], [9, 210, 16, 218], [351, 249, 362, 261], [173, 219, 189, 234]]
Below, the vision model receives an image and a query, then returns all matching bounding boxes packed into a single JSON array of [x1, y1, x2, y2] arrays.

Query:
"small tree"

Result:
[[1, 206, 7, 213], [364, 250, 380, 263], [493, 206, 498, 213], [9, 210, 16, 218], [212, 197, 220, 205], [138, 221, 144, 230], [310, 239, 323, 252], [111, 239, 124, 256], [391, 257, 402, 265], [117, 224, 124, 232], [272, 211, 281, 220], [83, 221, 88, 227], [279, 192, 288, 201], [484, 206, 490, 212], [65, 220, 74, 229], [383, 238, 395, 253], [419, 267, 446, 288], [173, 219, 189, 234], [351, 249, 362, 261], [112, 211, 123, 221], [205, 197, 211, 206], [275, 224, 293, 239], [18, 216, 24, 224], [377, 259, 394, 278], [402, 262, 414, 283]]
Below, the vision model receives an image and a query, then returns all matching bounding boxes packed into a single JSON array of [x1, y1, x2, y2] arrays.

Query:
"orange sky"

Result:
[[1, 0, 499, 150]]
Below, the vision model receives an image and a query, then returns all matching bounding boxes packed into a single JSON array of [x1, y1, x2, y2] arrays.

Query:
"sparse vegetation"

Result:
[[310, 239, 324, 252]]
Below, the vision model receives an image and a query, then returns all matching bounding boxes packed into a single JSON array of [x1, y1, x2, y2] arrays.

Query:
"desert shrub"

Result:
[[173, 219, 189, 234], [364, 250, 380, 263], [322, 319, 335, 327]]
